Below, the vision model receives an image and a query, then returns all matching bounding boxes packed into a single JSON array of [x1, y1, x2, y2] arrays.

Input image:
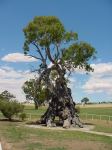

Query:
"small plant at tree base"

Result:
[[19, 112, 27, 121], [75, 106, 80, 114]]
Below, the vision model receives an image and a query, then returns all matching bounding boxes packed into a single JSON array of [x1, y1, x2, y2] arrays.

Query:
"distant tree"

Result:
[[0, 90, 15, 101], [22, 79, 50, 109], [81, 97, 89, 104]]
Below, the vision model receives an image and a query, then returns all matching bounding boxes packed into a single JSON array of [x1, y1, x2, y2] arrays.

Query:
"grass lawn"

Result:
[[23, 104, 112, 134], [0, 104, 112, 150], [80, 107, 112, 116], [0, 121, 112, 150], [24, 104, 112, 116], [23, 104, 112, 122]]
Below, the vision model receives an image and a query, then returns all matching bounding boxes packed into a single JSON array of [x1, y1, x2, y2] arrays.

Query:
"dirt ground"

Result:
[[1, 137, 112, 150]]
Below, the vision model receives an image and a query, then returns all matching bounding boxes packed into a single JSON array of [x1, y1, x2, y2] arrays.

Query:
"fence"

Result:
[[24, 113, 112, 122], [80, 113, 112, 122], [0, 112, 112, 122]]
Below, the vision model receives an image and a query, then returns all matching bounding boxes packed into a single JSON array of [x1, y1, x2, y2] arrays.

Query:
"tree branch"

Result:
[[55, 44, 60, 60], [32, 41, 45, 62], [46, 47, 55, 64], [26, 54, 42, 61]]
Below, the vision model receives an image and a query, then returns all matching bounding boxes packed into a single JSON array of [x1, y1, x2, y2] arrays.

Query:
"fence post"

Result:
[[109, 116, 110, 122], [29, 113, 31, 120], [100, 115, 101, 120], [86, 113, 87, 120]]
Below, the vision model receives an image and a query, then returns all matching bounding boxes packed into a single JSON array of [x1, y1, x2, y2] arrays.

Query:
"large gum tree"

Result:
[[23, 16, 96, 128]]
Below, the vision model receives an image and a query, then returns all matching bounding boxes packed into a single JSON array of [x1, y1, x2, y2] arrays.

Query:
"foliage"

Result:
[[22, 79, 50, 109], [19, 112, 27, 121], [23, 16, 96, 127], [23, 16, 96, 103], [23, 16, 96, 73], [0, 90, 15, 101], [0, 99, 24, 121], [75, 106, 80, 114]]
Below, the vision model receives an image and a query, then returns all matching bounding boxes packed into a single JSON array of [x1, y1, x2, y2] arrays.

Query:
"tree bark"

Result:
[[38, 64, 83, 128], [40, 82, 83, 128], [34, 100, 38, 110]]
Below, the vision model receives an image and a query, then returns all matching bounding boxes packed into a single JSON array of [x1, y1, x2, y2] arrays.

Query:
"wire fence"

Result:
[[80, 113, 112, 122], [0, 112, 112, 122]]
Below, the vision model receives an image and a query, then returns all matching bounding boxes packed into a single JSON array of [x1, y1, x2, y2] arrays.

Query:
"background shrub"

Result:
[[0, 100, 24, 121]]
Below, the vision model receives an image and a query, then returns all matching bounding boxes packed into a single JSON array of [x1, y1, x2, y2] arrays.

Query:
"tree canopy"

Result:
[[22, 79, 50, 109], [81, 97, 90, 104], [0, 90, 15, 101], [23, 16, 96, 73]]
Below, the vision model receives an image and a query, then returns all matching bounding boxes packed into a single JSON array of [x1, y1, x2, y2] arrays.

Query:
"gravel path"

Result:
[[26, 124, 112, 137]]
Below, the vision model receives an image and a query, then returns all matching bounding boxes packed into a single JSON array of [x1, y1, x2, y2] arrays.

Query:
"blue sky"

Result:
[[0, 0, 112, 102]]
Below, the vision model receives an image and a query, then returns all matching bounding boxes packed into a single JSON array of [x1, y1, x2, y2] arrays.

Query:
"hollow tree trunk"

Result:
[[38, 64, 83, 128], [40, 86, 83, 128]]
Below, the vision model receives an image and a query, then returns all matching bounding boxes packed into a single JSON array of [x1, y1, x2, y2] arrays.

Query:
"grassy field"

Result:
[[23, 104, 112, 134], [22, 104, 112, 122], [0, 104, 112, 150], [0, 121, 112, 150], [24, 103, 112, 115], [80, 106, 112, 116]]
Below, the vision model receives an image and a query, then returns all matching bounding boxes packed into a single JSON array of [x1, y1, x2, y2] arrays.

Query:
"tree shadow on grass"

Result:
[[0, 118, 22, 122], [83, 122, 95, 125]]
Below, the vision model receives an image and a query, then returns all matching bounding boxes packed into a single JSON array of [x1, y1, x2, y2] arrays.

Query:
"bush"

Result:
[[19, 113, 27, 121], [0, 100, 24, 121], [75, 106, 80, 114]]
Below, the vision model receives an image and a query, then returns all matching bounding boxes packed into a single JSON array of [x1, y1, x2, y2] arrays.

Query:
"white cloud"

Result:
[[82, 62, 112, 96], [1, 53, 37, 62], [0, 66, 36, 101], [83, 77, 112, 94], [91, 62, 112, 76], [1, 62, 112, 102], [74, 62, 112, 76]]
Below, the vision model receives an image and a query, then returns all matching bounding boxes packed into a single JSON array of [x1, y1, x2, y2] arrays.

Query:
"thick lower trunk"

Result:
[[35, 104, 38, 110], [8, 117, 12, 121], [38, 65, 83, 128], [40, 91, 83, 128], [34, 100, 38, 110]]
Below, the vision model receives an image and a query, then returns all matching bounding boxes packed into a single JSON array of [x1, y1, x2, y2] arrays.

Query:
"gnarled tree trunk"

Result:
[[40, 72, 83, 128]]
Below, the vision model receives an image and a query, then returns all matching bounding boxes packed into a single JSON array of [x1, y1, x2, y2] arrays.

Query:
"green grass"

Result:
[[24, 105, 46, 115], [93, 124, 112, 133], [80, 107, 112, 121], [80, 107, 112, 116], [46, 148, 66, 150], [27, 142, 66, 150], [23, 105, 112, 116], [0, 104, 112, 150], [26, 142, 44, 150], [0, 122, 112, 144], [22, 105, 112, 121], [0, 121, 112, 150]]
